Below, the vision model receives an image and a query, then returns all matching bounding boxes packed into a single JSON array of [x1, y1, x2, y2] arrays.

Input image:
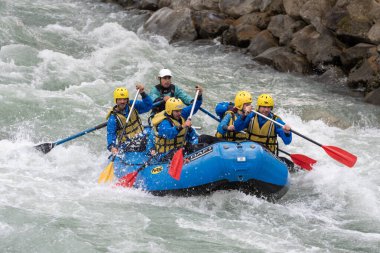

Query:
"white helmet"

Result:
[[158, 68, 172, 78]]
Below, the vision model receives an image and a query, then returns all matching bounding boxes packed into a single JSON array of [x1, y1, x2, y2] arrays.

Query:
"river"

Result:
[[0, 0, 379, 252]]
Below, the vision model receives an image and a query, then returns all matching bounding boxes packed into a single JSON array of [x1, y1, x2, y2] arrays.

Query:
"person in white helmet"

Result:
[[149, 68, 203, 116]]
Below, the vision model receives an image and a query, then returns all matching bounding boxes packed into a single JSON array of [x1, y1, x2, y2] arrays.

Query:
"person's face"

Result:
[[116, 98, 128, 110], [242, 103, 252, 112], [172, 110, 181, 120], [258, 106, 272, 116], [160, 76, 171, 88]]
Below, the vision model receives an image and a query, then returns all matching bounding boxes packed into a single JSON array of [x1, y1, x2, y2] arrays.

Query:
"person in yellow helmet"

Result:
[[234, 93, 292, 155], [106, 84, 153, 155], [149, 95, 202, 159], [214, 91, 251, 141]]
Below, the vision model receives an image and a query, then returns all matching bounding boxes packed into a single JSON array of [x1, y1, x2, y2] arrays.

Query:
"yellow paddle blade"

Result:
[[98, 162, 114, 183]]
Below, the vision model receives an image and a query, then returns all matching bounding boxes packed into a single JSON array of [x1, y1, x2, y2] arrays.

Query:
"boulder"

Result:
[[368, 0, 380, 23], [254, 47, 311, 73], [222, 25, 261, 48], [221, 26, 238, 46], [336, 0, 380, 23], [240, 0, 285, 14], [299, 0, 336, 30], [290, 25, 342, 67], [219, 0, 261, 18], [273, 51, 311, 73], [109, 0, 139, 8], [234, 23, 261, 47], [267, 14, 306, 45], [109, 0, 159, 9], [192, 10, 231, 39], [248, 30, 278, 57], [368, 22, 380, 44], [190, 0, 220, 11], [325, 0, 379, 43], [158, 0, 171, 8], [253, 46, 290, 65], [347, 55, 380, 90], [170, 0, 191, 9], [143, 7, 197, 42], [234, 12, 271, 30], [260, 0, 285, 14], [222, 12, 270, 47], [333, 12, 372, 43], [369, 45, 380, 58], [283, 0, 309, 18], [364, 87, 380, 105], [315, 65, 347, 85], [140, 0, 159, 10], [340, 43, 375, 70]]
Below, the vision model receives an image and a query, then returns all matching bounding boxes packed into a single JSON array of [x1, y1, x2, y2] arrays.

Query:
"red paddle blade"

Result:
[[290, 154, 317, 171], [168, 148, 184, 180], [116, 171, 138, 188], [322, 145, 357, 168]]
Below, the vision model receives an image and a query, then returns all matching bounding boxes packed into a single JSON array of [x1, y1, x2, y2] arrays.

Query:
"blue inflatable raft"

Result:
[[114, 140, 290, 200]]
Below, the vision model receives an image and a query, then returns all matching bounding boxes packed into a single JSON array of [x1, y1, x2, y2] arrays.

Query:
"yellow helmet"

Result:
[[257, 93, 274, 108], [234, 91, 252, 110], [165, 98, 185, 115], [113, 87, 129, 104]]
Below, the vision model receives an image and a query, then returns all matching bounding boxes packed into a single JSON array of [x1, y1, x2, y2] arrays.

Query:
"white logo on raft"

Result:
[[187, 146, 213, 162]]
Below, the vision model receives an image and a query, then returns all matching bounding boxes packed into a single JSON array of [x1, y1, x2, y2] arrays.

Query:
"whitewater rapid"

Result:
[[0, 0, 379, 252]]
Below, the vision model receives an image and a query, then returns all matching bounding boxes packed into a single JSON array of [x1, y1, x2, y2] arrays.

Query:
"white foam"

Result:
[[1, 1, 380, 251]]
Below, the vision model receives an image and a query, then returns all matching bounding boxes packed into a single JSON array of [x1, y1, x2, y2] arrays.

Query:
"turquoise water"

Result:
[[1, 0, 379, 252]]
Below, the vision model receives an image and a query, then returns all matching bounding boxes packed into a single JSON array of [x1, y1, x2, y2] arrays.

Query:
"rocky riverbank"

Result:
[[104, 0, 380, 105]]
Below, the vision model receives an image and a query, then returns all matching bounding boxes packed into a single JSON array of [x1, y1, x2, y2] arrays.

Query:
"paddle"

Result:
[[168, 90, 200, 180], [35, 122, 107, 154], [35, 101, 163, 154], [98, 90, 140, 183], [250, 110, 357, 168], [116, 156, 155, 187], [278, 149, 316, 171], [199, 107, 318, 171], [153, 99, 215, 123], [199, 107, 220, 122]]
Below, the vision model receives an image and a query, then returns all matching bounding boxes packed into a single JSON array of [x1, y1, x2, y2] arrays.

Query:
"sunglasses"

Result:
[[161, 76, 171, 80]]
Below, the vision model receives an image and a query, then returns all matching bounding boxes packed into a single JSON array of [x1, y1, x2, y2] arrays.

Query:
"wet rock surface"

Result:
[[104, 0, 380, 105]]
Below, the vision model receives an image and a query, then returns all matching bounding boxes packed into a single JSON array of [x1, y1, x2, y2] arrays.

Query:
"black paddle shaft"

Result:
[[35, 122, 107, 154]]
